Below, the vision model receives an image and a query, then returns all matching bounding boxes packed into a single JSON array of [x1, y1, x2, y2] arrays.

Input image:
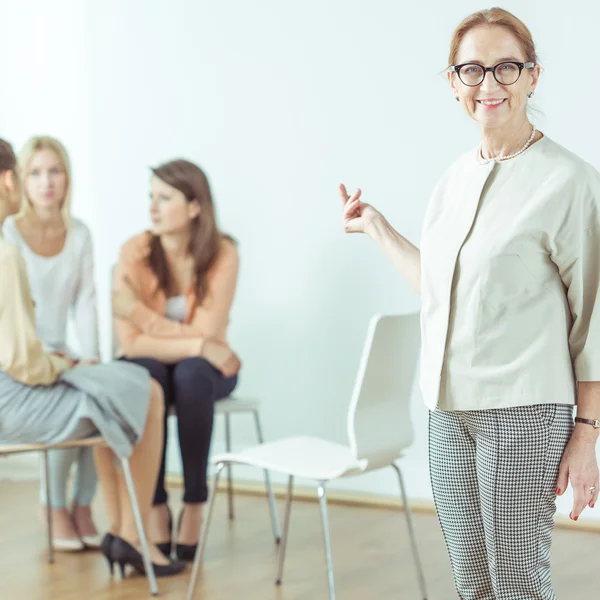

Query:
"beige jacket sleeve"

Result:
[[0, 247, 72, 385], [555, 169, 600, 381]]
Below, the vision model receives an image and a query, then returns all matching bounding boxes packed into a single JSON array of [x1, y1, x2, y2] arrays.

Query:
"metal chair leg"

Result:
[[224, 413, 234, 521], [317, 483, 336, 600], [253, 409, 281, 544], [186, 463, 225, 600], [121, 458, 158, 596], [391, 463, 428, 600], [43, 451, 54, 565], [275, 475, 294, 585]]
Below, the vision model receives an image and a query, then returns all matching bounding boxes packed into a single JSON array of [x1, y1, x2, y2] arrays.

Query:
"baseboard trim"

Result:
[[165, 474, 600, 534]]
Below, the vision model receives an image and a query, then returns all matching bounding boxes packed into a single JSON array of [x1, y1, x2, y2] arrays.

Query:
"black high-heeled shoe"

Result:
[[156, 505, 173, 558], [175, 509, 198, 562], [100, 533, 115, 575], [111, 535, 186, 578]]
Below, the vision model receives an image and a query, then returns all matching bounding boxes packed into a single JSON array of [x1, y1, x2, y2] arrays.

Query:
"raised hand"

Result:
[[339, 183, 380, 234]]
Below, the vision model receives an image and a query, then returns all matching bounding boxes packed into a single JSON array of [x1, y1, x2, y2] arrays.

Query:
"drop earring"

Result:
[[528, 91, 534, 98], [455, 96, 460, 102]]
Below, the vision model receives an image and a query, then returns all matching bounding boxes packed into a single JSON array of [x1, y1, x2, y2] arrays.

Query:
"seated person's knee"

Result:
[[175, 356, 215, 382]]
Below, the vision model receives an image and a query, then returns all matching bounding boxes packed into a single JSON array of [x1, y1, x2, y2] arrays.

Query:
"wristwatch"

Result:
[[574, 417, 600, 429]]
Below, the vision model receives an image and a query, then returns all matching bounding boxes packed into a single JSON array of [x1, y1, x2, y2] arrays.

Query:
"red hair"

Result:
[[448, 7, 538, 66]]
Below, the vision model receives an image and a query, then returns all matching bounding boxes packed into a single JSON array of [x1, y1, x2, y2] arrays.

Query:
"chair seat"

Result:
[[216, 396, 260, 413], [0, 436, 105, 456], [168, 395, 260, 418], [211, 435, 368, 481]]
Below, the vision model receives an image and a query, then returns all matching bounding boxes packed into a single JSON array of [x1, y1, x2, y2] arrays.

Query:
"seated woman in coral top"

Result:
[[113, 159, 241, 562]]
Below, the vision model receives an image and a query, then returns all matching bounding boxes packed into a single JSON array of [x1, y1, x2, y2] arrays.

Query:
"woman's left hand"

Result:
[[556, 428, 599, 520], [112, 277, 139, 319]]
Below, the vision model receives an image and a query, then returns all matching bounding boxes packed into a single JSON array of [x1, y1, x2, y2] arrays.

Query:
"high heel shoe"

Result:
[[111, 535, 186, 578], [42, 506, 84, 552], [81, 534, 103, 549], [156, 505, 173, 558], [100, 533, 115, 575], [71, 503, 102, 549], [175, 509, 199, 562]]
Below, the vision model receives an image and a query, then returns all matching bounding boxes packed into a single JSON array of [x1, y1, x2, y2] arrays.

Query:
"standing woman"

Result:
[[2, 136, 101, 551], [113, 159, 241, 560], [341, 8, 599, 600]]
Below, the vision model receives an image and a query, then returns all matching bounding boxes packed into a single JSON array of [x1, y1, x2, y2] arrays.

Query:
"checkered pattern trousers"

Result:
[[429, 404, 574, 600]]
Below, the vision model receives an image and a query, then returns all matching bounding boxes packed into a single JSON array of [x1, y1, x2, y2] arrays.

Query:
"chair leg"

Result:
[[224, 413, 234, 521], [391, 463, 428, 600], [186, 463, 224, 600], [275, 475, 294, 585], [120, 458, 158, 596], [43, 451, 54, 565], [317, 483, 336, 600], [253, 409, 281, 544]]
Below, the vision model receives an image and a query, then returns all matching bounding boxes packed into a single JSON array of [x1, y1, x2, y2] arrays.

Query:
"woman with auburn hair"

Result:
[[0, 137, 185, 577], [113, 158, 241, 561], [341, 7, 599, 599], [3, 136, 101, 551]]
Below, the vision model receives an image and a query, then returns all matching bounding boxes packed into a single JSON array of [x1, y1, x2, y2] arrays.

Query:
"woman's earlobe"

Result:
[[188, 199, 202, 220]]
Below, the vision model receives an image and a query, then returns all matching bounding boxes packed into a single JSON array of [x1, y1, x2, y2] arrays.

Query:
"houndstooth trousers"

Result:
[[429, 404, 574, 600]]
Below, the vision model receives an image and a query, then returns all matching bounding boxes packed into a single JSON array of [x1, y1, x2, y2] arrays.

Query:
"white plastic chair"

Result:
[[185, 313, 428, 600], [169, 398, 280, 543], [0, 437, 159, 596]]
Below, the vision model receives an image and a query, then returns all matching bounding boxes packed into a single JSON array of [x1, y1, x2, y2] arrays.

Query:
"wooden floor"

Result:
[[1, 481, 598, 599]]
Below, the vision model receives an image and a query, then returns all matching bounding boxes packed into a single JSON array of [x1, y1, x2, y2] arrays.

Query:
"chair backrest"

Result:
[[346, 313, 421, 467]]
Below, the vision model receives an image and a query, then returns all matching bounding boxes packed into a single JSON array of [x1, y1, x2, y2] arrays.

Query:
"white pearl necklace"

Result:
[[478, 127, 537, 164]]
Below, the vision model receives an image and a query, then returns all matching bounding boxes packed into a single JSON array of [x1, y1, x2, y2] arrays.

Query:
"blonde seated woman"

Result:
[[3, 136, 102, 551], [0, 138, 185, 578]]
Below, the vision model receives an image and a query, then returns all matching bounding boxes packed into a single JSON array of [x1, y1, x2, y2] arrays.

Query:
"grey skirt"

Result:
[[0, 361, 151, 458]]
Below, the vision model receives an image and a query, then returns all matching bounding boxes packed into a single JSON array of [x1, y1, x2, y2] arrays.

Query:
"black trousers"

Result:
[[121, 356, 238, 504]]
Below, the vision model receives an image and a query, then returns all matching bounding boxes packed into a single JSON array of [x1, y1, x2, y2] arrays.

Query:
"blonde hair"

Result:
[[18, 136, 72, 228], [448, 7, 538, 66]]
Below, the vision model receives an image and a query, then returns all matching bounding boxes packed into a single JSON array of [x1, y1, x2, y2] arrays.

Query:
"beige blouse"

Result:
[[420, 135, 600, 411], [0, 234, 72, 385]]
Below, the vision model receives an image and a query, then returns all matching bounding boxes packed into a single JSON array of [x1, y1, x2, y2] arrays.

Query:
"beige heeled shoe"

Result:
[[71, 503, 101, 549], [81, 534, 103, 549], [41, 505, 85, 552], [52, 537, 85, 552]]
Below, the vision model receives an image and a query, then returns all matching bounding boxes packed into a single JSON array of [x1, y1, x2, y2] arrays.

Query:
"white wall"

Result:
[[2, 0, 600, 523]]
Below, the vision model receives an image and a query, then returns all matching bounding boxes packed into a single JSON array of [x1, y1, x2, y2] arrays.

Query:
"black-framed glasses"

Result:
[[449, 61, 535, 87]]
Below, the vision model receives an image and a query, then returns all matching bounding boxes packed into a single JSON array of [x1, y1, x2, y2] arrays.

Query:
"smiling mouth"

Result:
[[477, 99, 506, 107]]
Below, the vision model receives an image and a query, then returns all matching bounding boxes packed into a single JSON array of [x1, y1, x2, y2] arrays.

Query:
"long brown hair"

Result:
[[149, 159, 231, 301]]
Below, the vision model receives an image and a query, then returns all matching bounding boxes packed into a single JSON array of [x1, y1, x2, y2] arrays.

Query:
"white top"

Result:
[[165, 295, 187, 322], [420, 135, 600, 411], [1, 216, 100, 360]]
